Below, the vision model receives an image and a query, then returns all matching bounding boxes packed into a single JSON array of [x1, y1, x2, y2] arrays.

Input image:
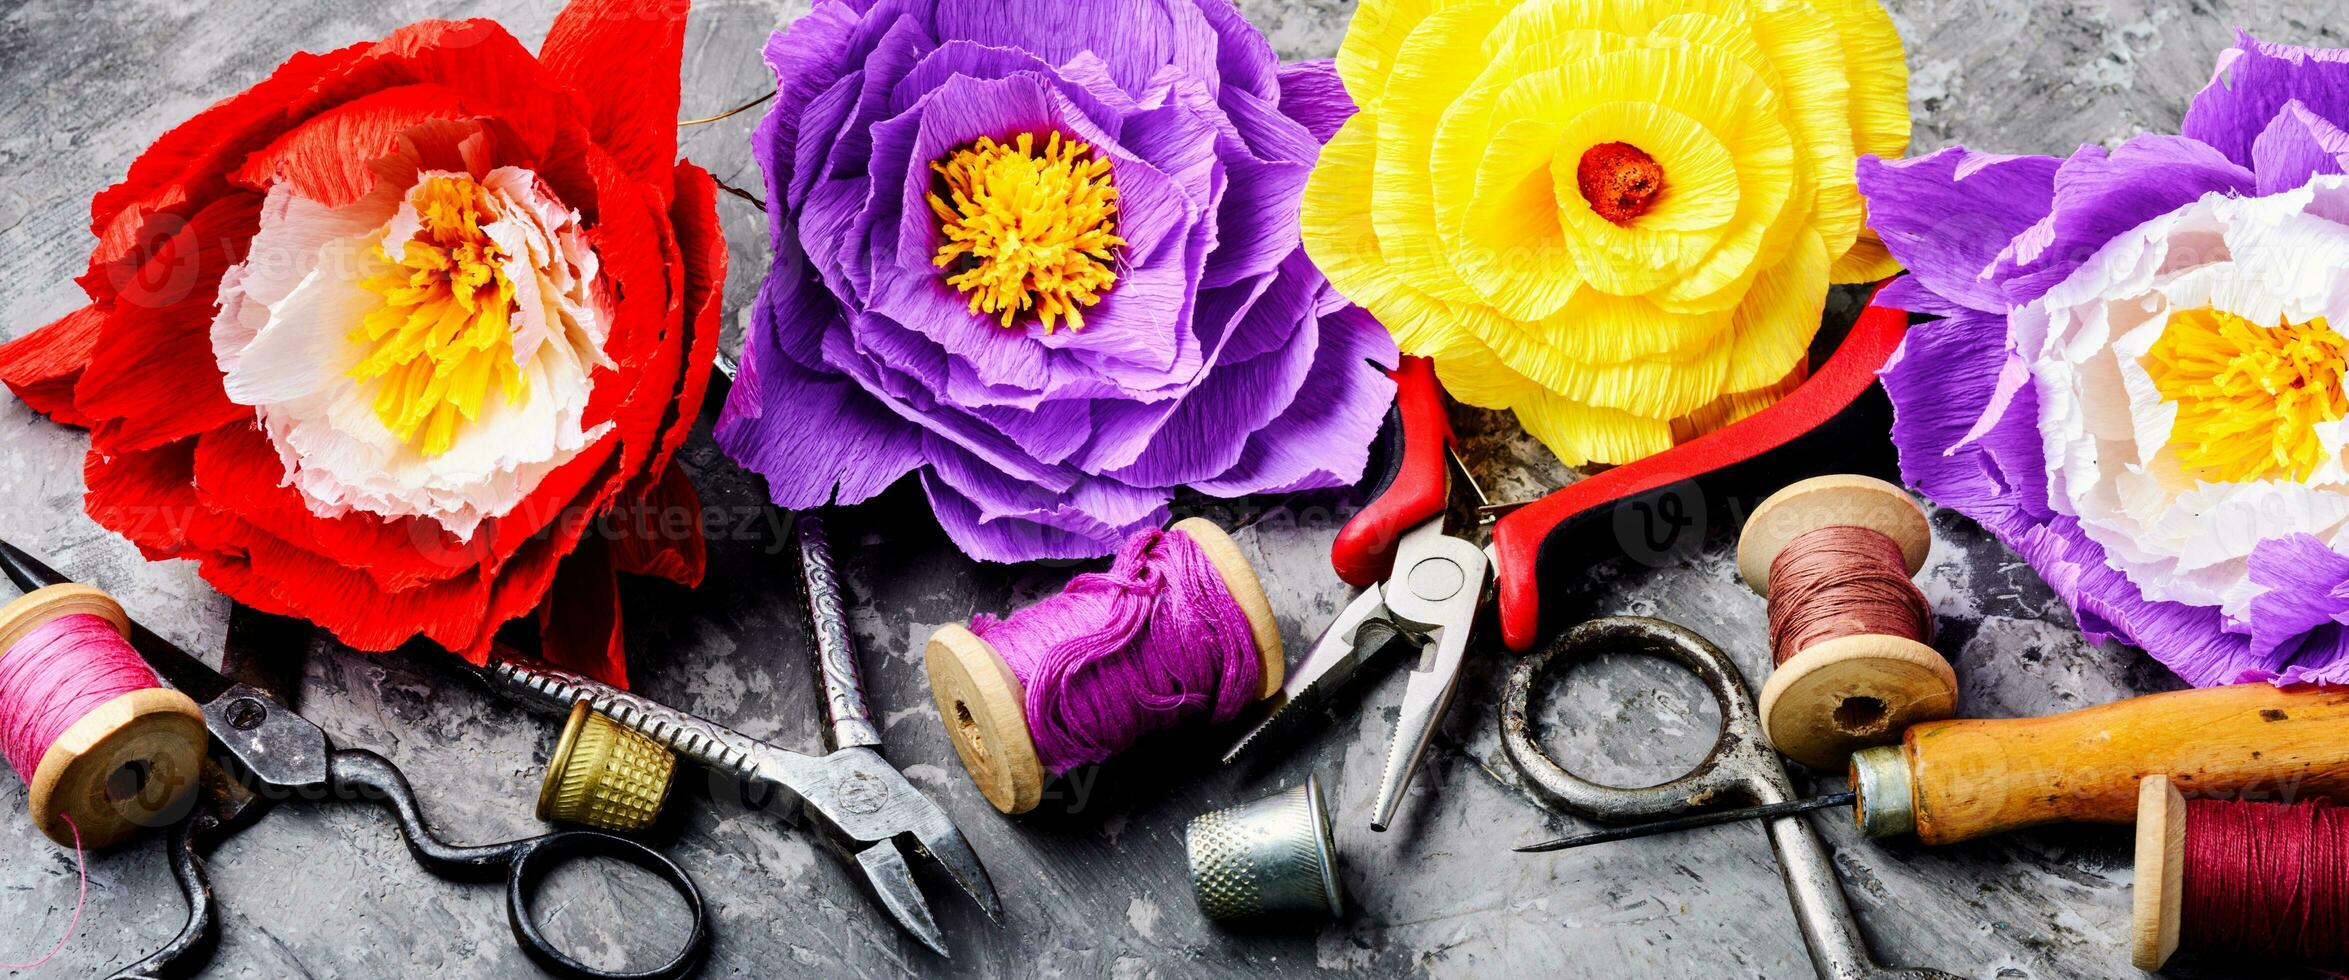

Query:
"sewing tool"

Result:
[[0, 582, 206, 850], [0, 540, 710, 980], [1226, 297, 1913, 831], [476, 513, 1002, 956], [1500, 617, 1955, 980], [1851, 682, 2349, 843], [1186, 774, 1343, 922], [1737, 475, 1953, 771], [926, 517, 1283, 815], [2133, 774, 2349, 969], [539, 701, 677, 834], [1516, 682, 2349, 851]]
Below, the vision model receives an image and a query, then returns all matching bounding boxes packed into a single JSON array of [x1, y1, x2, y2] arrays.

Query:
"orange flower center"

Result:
[[1576, 142, 1665, 226]]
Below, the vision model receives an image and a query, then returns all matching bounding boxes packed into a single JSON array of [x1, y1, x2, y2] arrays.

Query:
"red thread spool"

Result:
[[0, 584, 206, 848], [1736, 475, 1956, 771], [2134, 774, 2349, 969]]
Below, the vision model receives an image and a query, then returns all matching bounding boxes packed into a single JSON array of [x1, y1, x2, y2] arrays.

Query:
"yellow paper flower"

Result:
[[1303, 0, 1910, 464]]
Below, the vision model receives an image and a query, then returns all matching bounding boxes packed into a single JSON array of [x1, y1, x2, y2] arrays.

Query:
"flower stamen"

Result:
[[1576, 142, 1666, 226], [2145, 307, 2349, 483], [927, 132, 1125, 333], [351, 175, 526, 457]]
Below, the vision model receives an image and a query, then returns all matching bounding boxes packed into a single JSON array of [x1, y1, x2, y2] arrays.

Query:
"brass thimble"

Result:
[[538, 701, 676, 833], [1186, 774, 1344, 922]]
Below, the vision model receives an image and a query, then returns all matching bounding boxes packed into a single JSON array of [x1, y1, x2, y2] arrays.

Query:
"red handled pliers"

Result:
[[1224, 297, 1914, 832]]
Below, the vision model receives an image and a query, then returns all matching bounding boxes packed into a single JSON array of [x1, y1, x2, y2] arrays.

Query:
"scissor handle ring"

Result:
[[507, 831, 710, 980], [1500, 616, 1784, 822]]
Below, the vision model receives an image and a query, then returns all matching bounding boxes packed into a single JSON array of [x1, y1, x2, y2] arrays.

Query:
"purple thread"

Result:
[[972, 528, 1261, 775], [0, 613, 162, 782]]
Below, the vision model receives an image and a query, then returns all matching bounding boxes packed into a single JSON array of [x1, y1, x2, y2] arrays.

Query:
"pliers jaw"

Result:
[[1223, 517, 1489, 832]]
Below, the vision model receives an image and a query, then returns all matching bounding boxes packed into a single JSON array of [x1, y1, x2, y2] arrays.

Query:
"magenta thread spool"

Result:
[[0, 584, 206, 848], [2134, 774, 2349, 969], [925, 518, 1284, 814]]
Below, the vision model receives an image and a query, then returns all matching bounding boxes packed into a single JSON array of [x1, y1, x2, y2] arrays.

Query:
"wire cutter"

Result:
[[0, 539, 711, 980], [1225, 297, 1915, 832]]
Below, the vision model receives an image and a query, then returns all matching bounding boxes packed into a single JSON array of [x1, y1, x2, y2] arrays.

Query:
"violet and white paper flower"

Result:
[[1857, 32, 2349, 687], [718, 0, 1400, 562]]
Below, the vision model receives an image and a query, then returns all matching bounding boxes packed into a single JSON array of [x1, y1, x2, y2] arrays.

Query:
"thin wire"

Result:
[[677, 91, 775, 127], [710, 176, 766, 212]]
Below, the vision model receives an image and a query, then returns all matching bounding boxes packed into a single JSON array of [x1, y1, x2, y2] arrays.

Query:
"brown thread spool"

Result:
[[924, 518, 1283, 814], [2133, 774, 2349, 970], [0, 584, 208, 848], [1737, 475, 1955, 771]]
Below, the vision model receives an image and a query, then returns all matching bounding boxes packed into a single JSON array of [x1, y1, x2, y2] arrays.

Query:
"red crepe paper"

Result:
[[0, 0, 721, 687]]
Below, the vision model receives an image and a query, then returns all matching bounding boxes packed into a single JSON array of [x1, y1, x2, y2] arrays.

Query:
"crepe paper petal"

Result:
[[1986, 135, 2255, 303], [921, 438, 1172, 564], [0, 0, 721, 688], [713, 338, 929, 510], [2251, 101, 2349, 195], [2182, 30, 2349, 171], [1856, 148, 2062, 315], [726, 0, 1394, 564], [537, 0, 687, 194], [1303, 0, 1911, 467], [0, 306, 102, 427], [539, 535, 630, 690], [1274, 60, 1353, 145], [1192, 304, 1401, 496]]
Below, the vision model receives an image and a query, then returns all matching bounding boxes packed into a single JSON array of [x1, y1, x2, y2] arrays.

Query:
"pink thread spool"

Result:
[[1736, 475, 1955, 772], [0, 584, 206, 848], [925, 519, 1284, 814]]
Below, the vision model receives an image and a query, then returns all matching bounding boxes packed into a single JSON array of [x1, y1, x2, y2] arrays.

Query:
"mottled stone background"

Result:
[[0, 1, 2335, 977]]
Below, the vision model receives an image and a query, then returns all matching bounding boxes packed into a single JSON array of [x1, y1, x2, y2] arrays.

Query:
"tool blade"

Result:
[[1513, 792, 1861, 852], [221, 603, 312, 711], [907, 811, 1004, 921], [856, 842, 948, 956], [1368, 625, 1468, 832], [0, 536, 67, 593], [1221, 589, 1402, 765]]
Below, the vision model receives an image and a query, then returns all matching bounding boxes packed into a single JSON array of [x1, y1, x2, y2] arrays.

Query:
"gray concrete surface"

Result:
[[0, 0, 2332, 977]]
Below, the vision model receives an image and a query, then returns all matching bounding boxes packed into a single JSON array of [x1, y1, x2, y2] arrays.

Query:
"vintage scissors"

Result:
[[0, 539, 710, 980], [1224, 298, 1913, 831], [1501, 617, 1954, 980]]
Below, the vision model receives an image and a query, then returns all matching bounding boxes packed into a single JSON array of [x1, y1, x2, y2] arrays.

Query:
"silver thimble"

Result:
[[1185, 774, 1343, 921]]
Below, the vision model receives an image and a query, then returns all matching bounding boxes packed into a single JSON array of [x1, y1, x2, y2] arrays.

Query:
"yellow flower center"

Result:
[[927, 132, 1125, 333], [351, 175, 526, 457], [2145, 307, 2349, 483]]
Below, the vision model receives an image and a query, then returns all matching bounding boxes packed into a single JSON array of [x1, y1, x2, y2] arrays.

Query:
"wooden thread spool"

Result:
[[925, 518, 1284, 814], [1737, 475, 1954, 771], [2133, 774, 2349, 970], [0, 584, 207, 849]]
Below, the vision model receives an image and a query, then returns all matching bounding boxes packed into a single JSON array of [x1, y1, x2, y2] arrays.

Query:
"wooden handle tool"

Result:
[[1850, 682, 2349, 844]]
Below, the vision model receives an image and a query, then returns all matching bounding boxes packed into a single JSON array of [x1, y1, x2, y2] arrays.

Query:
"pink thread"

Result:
[[972, 528, 1260, 775], [0, 613, 164, 783], [1, 813, 85, 971]]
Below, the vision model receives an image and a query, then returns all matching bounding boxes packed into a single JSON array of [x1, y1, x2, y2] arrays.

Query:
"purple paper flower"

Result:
[[1858, 31, 2349, 687], [719, 0, 1399, 562]]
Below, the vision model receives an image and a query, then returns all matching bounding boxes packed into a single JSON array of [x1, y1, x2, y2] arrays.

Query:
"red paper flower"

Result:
[[0, 0, 724, 687]]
